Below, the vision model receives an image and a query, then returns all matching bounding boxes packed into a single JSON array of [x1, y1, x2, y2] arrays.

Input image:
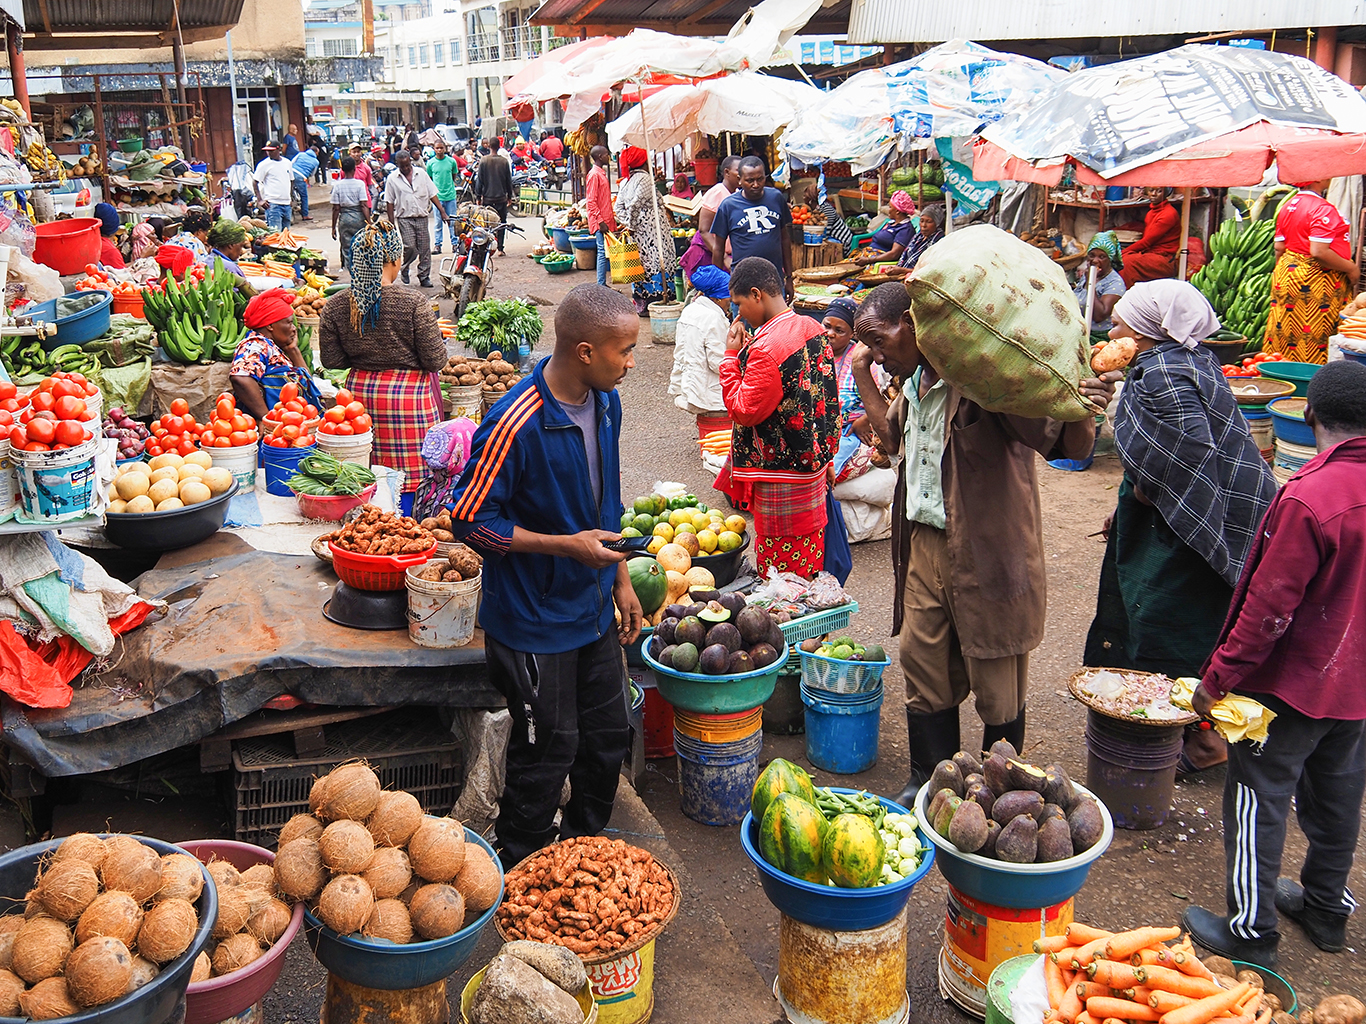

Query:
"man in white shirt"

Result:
[[383, 150, 449, 287], [253, 144, 295, 231]]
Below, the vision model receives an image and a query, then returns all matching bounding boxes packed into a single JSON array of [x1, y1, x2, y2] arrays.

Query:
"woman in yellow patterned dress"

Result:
[[1263, 179, 1359, 364]]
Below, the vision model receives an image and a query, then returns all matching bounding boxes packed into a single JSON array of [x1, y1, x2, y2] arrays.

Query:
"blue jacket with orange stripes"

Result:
[[447, 358, 623, 654]]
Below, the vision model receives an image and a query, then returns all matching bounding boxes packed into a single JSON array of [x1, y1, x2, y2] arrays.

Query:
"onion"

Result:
[[108, 407, 124, 419]]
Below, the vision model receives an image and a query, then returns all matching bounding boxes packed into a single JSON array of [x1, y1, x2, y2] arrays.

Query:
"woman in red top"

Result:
[[1118, 187, 1181, 287], [1263, 179, 1359, 364]]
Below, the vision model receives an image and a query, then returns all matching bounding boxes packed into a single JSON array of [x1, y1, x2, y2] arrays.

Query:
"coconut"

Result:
[[453, 845, 501, 914], [211, 933, 263, 977], [361, 899, 413, 944], [362, 847, 412, 900], [126, 955, 158, 993], [240, 863, 276, 889], [274, 839, 327, 900], [246, 898, 292, 945], [0, 931, 13, 971], [0, 967, 22, 1015], [189, 950, 211, 983], [409, 883, 465, 940], [236, 882, 275, 916], [278, 813, 325, 848], [65, 935, 134, 1007], [137, 897, 198, 963], [320, 819, 376, 875], [367, 790, 423, 847], [318, 875, 374, 936], [18, 976, 79, 1020], [76, 890, 144, 947], [22, 890, 40, 918], [407, 816, 466, 883], [317, 763, 382, 822], [0, 916, 22, 936], [157, 853, 205, 902], [52, 833, 107, 871], [307, 773, 331, 817], [212, 886, 255, 939], [34, 858, 100, 922], [204, 858, 241, 891], [100, 838, 163, 903], [11, 915, 72, 983]]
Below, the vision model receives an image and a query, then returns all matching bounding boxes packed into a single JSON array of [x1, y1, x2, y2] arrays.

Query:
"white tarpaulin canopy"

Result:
[[606, 73, 823, 151], [780, 69, 897, 173]]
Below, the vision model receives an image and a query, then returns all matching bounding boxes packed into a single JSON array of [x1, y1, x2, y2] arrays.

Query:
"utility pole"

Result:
[[362, 0, 375, 55]]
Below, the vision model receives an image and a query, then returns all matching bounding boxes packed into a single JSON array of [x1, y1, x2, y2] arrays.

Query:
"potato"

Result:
[[202, 468, 233, 495], [1276, 1014, 1299, 1024], [155, 497, 184, 512], [442, 570, 462, 582], [183, 451, 213, 470], [148, 478, 179, 505], [108, 499, 127, 513], [177, 463, 206, 481], [149, 466, 179, 486], [430, 529, 454, 542], [148, 453, 183, 471], [1264, 994, 1283, 1013], [179, 480, 212, 505], [1202, 956, 1236, 978], [115, 473, 151, 501], [1237, 971, 1265, 991], [125, 495, 155, 513], [107, 484, 120, 501], [1314, 996, 1365, 1024], [420, 518, 442, 531]]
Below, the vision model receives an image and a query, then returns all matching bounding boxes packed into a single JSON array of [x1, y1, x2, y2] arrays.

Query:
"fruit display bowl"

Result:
[[740, 789, 935, 930], [687, 533, 751, 587], [642, 639, 786, 714], [103, 480, 240, 552], [1257, 360, 1320, 398], [303, 827, 503, 990], [915, 780, 1114, 909], [1267, 396, 1315, 446]]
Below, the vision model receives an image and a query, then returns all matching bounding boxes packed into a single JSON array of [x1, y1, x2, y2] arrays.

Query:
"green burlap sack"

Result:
[[906, 224, 1093, 421]]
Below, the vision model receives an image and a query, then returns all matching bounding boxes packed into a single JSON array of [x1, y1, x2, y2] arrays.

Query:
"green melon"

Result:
[[759, 792, 827, 884], [628, 558, 667, 615], [751, 757, 815, 823], [822, 812, 885, 888]]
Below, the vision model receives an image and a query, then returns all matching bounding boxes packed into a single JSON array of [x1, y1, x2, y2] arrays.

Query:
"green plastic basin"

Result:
[[1258, 360, 1320, 397], [642, 641, 786, 714]]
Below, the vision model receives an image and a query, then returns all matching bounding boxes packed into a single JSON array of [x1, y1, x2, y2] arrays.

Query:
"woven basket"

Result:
[[1066, 668, 1199, 727]]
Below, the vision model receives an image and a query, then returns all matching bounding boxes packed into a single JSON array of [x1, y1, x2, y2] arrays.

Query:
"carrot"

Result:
[[1087, 961, 1145, 989], [1102, 1019, 1129, 1024], [1045, 956, 1068, 1009], [1151, 992, 1198, 1014], [1066, 923, 1115, 945], [1123, 988, 1155, 1004], [1158, 982, 1252, 1024], [1037, 935, 1075, 954], [1052, 948, 1083, 964], [1133, 949, 1166, 967], [1071, 935, 1114, 969], [1104, 927, 1182, 961], [1058, 984, 1085, 1024], [1138, 966, 1223, 999], [1075, 982, 1112, 1002], [1170, 950, 1215, 981], [1077, 1012, 1100, 1024], [1088, 996, 1162, 1021]]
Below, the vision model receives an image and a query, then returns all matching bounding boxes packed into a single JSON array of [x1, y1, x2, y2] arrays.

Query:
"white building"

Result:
[[370, 12, 470, 126], [462, 1, 570, 126], [303, 0, 440, 125]]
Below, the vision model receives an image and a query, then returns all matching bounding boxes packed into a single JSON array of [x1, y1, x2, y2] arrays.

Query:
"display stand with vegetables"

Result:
[[286, 452, 376, 497]]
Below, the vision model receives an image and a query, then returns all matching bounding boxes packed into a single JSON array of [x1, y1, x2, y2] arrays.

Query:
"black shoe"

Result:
[[894, 707, 961, 808], [418, 279, 432, 288], [1182, 906, 1279, 969], [401, 271, 410, 284], [1276, 878, 1348, 952], [982, 705, 1026, 758]]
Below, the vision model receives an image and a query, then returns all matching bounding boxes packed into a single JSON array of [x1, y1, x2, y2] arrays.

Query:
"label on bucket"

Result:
[[941, 888, 1073, 1014], [585, 941, 656, 1022]]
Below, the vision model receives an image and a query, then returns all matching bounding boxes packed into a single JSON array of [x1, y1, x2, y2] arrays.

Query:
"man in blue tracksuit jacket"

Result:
[[449, 283, 643, 867]]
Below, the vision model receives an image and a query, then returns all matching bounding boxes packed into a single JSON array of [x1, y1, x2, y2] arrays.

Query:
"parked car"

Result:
[[433, 123, 472, 152]]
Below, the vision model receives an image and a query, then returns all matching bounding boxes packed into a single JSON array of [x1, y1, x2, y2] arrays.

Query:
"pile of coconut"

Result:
[[190, 854, 293, 984], [0, 833, 212, 1020], [273, 762, 500, 944]]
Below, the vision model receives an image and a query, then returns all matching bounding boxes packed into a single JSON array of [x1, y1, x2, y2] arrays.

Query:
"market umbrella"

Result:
[[605, 73, 821, 152], [501, 36, 614, 99], [781, 68, 897, 173]]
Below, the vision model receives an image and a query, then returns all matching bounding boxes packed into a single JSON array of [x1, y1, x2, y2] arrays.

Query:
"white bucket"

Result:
[[0, 438, 17, 520], [446, 383, 483, 423], [316, 429, 373, 468], [209, 441, 259, 493], [15, 436, 102, 523], [84, 386, 103, 422], [802, 224, 827, 245], [406, 562, 480, 648], [648, 301, 683, 346]]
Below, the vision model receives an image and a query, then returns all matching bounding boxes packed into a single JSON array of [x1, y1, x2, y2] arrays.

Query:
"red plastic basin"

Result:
[[33, 216, 102, 275], [178, 839, 304, 1024], [295, 483, 377, 522]]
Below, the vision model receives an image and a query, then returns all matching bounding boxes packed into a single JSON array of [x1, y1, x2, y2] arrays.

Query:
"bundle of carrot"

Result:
[[699, 429, 731, 458], [1034, 923, 1287, 1024]]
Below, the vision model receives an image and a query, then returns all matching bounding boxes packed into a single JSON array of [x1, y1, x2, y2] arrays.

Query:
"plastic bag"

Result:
[[9, 250, 61, 302]]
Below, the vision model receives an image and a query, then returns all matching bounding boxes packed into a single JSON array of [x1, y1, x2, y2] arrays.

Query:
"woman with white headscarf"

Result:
[[1084, 280, 1277, 768]]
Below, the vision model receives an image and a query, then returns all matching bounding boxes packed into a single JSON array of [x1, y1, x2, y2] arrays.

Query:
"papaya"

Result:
[[628, 558, 668, 615], [759, 793, 827, 883], [822, 813, 885, 888], [751, 758, 815, 823]]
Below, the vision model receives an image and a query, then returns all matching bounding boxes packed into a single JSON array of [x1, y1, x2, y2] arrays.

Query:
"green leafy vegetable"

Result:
[[286, 451, 376, 496], [456, 298, 544, 357]]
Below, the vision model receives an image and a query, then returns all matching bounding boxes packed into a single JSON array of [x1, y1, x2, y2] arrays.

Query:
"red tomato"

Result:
[[176, 439, 196, 456], [83, 383, 98, 397], [211, 436, 230, 448], [146, 443, 162, 456], [26, 419, 55, 445], [31, 392, 54, 413], [282, 424, 301, 441], [151, 424, 167, 437], [31, 411, 55, 423], [7, 426, 23, 447], [0, 382, 15, 401], [265, 437, 288, 448], [335, 388, 354, 405], [170, 398, 189, 416], [334, 422, 355, 436], [323, 407, 346, 424], [297, 434, 314, 447], [344, 401, 365, 420], [216, 398, 234, 422], [0, 399, 21, 414], [68, 373, 87, 386], [245, 430, 259, 442], [352, 414, 371, 432], [231, 414, 251, 432], [304, 404, 318, 418], [54, 396, 85, 420], [280, 382, 299, 404], [318, 422, 335, 435], [52, 379, 83, 400], [183, 413, 196, 426], [54, 421, 86, 446], [281, 411, 304, 428], [0, 411, 11, 427], [284, 400, 304, 414], [229, 431, 251, 446], [23, 442, 49, 452], [170, 416, 188, 434], [212, 421, 231, 437]]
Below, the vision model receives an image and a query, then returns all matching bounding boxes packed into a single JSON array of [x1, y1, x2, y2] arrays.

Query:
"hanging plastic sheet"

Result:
[[781, 69, 897, 173]]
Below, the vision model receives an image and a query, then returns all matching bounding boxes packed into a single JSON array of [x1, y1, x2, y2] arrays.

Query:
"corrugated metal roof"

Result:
[[846, 1, 1366, 45], [531, 0, 852, 36], [21, 0, 245, 35]]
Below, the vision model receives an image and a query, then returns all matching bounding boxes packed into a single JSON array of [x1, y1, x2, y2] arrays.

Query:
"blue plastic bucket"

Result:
[[801, 682, 883, 774], [551, 226, 572, 252], [674, 726, 762, 826], [261, 442, 313, 496]]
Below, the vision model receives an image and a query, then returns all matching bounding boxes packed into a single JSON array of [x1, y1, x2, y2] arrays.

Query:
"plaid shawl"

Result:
[[348, 368, 443, 494], [1114, 343, 1277, 586]]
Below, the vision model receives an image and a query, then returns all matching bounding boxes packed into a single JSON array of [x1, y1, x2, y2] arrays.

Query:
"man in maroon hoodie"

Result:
[[1182, 359, 1366, 969]]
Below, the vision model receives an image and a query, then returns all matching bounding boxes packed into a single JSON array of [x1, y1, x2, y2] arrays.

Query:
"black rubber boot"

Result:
[[1182, 906, 1279, 969], [981, 705, 1026, 759], [894, 707, 961, 808], [1275, 878, 1348, 952]]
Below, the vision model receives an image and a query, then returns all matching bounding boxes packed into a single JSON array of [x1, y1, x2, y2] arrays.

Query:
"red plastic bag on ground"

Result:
[[0, 602, 158, 709]]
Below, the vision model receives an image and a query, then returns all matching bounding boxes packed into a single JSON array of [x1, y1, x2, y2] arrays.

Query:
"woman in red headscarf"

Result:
[[229, 291, 318, 419]]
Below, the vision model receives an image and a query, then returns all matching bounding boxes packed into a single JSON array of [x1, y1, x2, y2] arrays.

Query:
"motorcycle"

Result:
[[438, 214, 525, 319]]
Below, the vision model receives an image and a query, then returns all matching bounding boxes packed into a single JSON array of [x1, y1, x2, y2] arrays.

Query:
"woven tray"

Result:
[[1067, 668, 1199, 727], [794, 263, 860, 284]]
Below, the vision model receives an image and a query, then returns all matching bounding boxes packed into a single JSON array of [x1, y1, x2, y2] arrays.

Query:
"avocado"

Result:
[[800, 637, 823, 653], [952, 750, 983, 778], [684, 603, 707, 618], [717, 592, 747, 615], [927, 787, 957, 824], [1036, 817, 1074, 863], [671, 642, 699, 673], [657, 644, 677, 668], [933, 794, 962, 838], [1006, 758, 1048, 794], [727, 650, 755, 674], [749, 642, 779, 669], [989, 739, 1018, 761], [697, 600, 731, 624], [767, 618, 787, 651], [648, 634, 667, 659], [965, 782, 995, 819], [699, 643, 731, 675], [948, 799, 989, 853], [1040, 803, 1066, 824], [991, 790, 1045, 827], [664, 604, 691, 620], [1067, 797, 1105, 852], [981, 820, 1001, 858], [995, 814, 1038, 863], [675, 616, 707, 648], [863, 644, 887, 663], [983, 753, 1011, 796], [963, 773, 985, 790], [706, 621, 743, 653], [1042, 764, 1076, 810], [655, 617, 678, 645], [736, 606, 772, 645], [929, 760, 965, 798], [689, 588, 721, 605]]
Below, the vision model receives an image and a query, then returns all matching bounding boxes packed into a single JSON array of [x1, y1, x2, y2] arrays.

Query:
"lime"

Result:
[[620, 512, 635, 530], [621, 527, 642, 538], [831, 644, 854, 660], [674, 522, 696, 535], [716, 530, 742, 552], [632, 513, 655, 534], [652, 522, 674, 542], [696, 529, 718, 553], [633, 496, 656, 515], [724, 514, 747, 534], [691, 512, 711, 531], [668, 509, 691, 527]]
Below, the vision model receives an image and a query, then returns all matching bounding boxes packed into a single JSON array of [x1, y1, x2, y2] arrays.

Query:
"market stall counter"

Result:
[[2, 546, 499, 781]]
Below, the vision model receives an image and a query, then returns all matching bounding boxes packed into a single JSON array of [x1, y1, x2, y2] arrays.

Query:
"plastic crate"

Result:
[[232, 709, 461, 847], [778, 600, 859, 673]]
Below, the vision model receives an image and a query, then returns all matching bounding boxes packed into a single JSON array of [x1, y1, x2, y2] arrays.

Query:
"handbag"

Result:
[[605, 231, 646, 284]]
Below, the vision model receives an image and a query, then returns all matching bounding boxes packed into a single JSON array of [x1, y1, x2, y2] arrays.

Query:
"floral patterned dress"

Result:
[[614, 170, 678, 310]]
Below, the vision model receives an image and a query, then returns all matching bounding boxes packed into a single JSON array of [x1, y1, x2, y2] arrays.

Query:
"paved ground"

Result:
[[6, 192, 1361, 1021]]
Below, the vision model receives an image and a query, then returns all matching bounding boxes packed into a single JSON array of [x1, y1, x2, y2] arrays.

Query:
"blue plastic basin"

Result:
[[30, 289, 113, 351], [915, 781, 1114, 909], [1258, 360, 1320, 398], [0, 835, 216, 1024], [1266, 396, 1315, 447], [303, 827, 503, 990], [740, 789, 935, 930]]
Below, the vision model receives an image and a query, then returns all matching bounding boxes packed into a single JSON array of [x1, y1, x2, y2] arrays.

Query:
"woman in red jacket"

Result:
[[1118, 186, 1181, 287], [716, 257, 839, 577]]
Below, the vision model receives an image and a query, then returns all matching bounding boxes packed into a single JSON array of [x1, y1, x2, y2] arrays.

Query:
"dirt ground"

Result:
[[12, 194, 1362, 1022]]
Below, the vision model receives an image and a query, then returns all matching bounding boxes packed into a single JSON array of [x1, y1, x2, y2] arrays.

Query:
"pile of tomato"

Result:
[[1221, 351, 1286, 378], [142, 264, 206, 293], [318, 388, 371, 436], [6, 373, 99, 451], [146, 399, 204, 458], [196, 393, 259, 450], [263, 381, 319, 449]]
